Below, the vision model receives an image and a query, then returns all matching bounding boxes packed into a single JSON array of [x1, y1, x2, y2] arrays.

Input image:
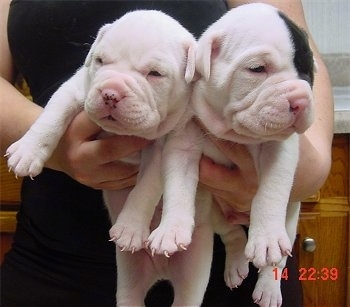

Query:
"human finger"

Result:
[[84, 135, 151, 165], [199, 155, 250, 192], [89, 162, 138, 190], [67, 111, 152, 163]]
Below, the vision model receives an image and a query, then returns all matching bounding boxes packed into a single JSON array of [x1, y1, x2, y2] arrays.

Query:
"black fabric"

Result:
[[7, 0, 228, 106], [145, 235, 303, 307], [1, 1, 303, 306]]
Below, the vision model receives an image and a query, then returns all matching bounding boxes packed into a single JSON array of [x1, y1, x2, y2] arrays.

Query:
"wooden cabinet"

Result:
[[1, 135, 349, 305], [297, 134, 349, 307], [0, 156, 21, 263]]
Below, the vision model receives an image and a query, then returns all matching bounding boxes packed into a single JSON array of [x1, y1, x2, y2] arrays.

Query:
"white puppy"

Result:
[[6, 10, 203, 306], [118, 4, 316, 306], [6, 5, 316, 306], [135, 3, 315, 307], [191, 3, 315, 306]]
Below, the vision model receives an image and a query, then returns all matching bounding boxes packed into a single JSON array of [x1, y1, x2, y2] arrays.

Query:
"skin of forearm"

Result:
[[0, 77, 84, 174], [291, 58, 334, 202], [0, 77, 43, 155]]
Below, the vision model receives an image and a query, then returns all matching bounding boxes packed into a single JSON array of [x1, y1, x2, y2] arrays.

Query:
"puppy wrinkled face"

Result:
[[82, 10, 196, 139], [193, 3, 315, 144]]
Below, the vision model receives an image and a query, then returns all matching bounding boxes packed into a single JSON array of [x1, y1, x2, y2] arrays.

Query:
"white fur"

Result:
[[6, 5, 315, 307], [118, 4, 315, 306], [6, 10, 209, 306], [191, 3, 314, 307]]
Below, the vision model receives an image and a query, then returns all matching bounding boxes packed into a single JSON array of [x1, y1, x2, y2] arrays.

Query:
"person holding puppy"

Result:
[[0, 0, 333, 306]]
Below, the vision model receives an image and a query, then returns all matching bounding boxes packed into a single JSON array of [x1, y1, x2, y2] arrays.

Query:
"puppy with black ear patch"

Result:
[[192, 3, 315, 306]]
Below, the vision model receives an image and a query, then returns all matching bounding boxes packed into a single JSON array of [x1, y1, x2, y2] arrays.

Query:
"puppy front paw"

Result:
[[245, 226, 292, 268], [109, 218, 150, 253], [147, 217, 194, 257], [6, 138, 46, 178]]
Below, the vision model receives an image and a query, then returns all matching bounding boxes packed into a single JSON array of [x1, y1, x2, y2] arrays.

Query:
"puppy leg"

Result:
[[148, 121, 202, 256], [116, 249, 159, 307], [169, 191, 213, 306], [211, 203, 249, 289], [105, 187, 153, 253], [221, 226, 249, 289], [170, 223, 213, 306], [6, 68, 87, 178], [245, 137, 299, 267], [252, 201, 300, 307], [109, 141, 163, 253]]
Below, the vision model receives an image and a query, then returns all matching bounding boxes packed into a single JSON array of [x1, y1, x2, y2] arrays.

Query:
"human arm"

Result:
[[0, 0, 150, 190], [199, 0, 333, 208]]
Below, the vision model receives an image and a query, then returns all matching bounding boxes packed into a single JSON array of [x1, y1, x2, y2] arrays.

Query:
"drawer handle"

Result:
[[302, 237, 317, 252]]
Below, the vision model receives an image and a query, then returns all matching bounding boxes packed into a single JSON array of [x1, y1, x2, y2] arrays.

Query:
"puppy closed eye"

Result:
[[248, 65, 266, 73], [95, 56, 104, 65], [146, 70, 166, 81], [147, 70, 163, 77]]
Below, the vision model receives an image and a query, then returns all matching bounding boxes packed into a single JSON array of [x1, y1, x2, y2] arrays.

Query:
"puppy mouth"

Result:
[[260, 120, 289, 132], [253, 121, 294, 136], [98, 97, 154, 128], [107, 115, 116, 121], [231, 111, 297, 141], [102, 113, 148, 127], [257, 111, 295, 133]]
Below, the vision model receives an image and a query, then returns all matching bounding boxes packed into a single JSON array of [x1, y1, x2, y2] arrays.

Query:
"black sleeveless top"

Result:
[[7, 1, 227, 262]]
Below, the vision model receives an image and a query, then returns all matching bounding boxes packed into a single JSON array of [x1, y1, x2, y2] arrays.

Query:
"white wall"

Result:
[[302, 0, 350, 54]]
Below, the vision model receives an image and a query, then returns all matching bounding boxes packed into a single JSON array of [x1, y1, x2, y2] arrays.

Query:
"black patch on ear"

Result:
[[278, 11, 315, 87]]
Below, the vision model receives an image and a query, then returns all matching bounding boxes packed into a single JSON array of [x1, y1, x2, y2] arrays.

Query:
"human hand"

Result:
[[198, 131, 258, 213], [48, 111, 151, 190]]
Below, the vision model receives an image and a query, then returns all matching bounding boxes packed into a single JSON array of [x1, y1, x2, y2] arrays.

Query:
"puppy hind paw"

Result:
[[252, 286, 282, 307], [224, 267, 249, 290], [224, 253, 250, 289], [252, 269, 283, 307]]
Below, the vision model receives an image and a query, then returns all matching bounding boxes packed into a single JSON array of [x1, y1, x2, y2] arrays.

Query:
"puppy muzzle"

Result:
[[224, 78, 314, 140]]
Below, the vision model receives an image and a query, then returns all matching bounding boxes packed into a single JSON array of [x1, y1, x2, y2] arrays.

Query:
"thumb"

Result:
[[71, 112, 152, 162], [91, 135, 152, 163], [69, 111, 102, 139]]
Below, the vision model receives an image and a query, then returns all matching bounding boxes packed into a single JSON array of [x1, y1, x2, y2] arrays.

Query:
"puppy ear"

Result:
[[84, 23, 112, 67], [196, 30, 225, 81], [184, 41, 197, 83]]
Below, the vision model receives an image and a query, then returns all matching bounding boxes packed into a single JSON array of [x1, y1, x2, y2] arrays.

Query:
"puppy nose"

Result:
[[289, 98, 309, 115], [102, 89, 122, 108]]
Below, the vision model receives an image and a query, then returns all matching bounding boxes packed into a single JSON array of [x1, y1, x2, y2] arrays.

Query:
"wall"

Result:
[[302, 0, 350, 54], [302, 0, 350, 87]]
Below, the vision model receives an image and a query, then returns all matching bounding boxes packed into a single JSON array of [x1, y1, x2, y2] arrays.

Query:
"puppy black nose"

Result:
[[102, 89, 121, 108]]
